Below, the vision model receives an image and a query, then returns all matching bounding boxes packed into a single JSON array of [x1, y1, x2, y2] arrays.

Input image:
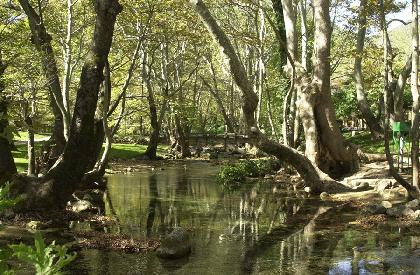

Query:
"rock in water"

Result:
[[71, 200, 93, 213], [156, 228, 191, 259]]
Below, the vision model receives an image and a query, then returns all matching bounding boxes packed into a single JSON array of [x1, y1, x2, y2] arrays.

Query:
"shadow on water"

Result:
[[67, 161, 420, 274]]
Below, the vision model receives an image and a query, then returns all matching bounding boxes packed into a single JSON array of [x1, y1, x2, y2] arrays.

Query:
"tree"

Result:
[[380, 0, 420, 200], [189, 0, 349, 193], [10, 0, 123, 210], [18, 0, 67, 167]]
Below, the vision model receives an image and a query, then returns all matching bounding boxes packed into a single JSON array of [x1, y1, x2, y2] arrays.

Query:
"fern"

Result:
[[9, 231, 77, 275]]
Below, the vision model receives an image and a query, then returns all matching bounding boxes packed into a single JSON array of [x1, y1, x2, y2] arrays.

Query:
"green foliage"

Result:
[[332, 83, 359, 121], [0, 183, 21, 213], [217, 159, 281, 188], [9, 232, 76, 275], [344, 132, 385, 154], [0, 184, 75, 274]]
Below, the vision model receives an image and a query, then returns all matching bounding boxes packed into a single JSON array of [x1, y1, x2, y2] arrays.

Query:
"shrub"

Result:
[[217, 159, 281, 187]]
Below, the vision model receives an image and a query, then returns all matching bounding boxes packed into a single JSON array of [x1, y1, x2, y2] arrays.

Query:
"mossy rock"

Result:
[[156, 227, 191, 259]]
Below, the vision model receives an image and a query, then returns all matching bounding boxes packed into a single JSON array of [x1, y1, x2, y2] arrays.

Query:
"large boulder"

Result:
[[156, 228, 191, 259]]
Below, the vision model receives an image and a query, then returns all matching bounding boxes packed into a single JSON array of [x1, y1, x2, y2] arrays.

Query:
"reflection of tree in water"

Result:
[[240, 202, 354, 274], [146, 173, 161, 237]]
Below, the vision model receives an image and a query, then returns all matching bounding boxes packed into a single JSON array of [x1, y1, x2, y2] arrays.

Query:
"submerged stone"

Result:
[[156, 227, 191, 259]]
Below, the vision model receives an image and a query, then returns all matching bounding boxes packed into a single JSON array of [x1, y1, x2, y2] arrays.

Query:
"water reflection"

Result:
[[68, 162, 420, 274]]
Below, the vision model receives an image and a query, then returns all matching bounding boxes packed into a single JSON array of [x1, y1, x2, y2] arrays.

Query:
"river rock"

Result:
[[376, 180, 392, 192], [386, 205, 416, 218], [156, 228, 191, 259], [71, 200, 93, 213], [386, 205, 407, 218], [320, 192, 331, 201], [353, 182, 370, 191], [365, 204, 387, 215], [406, 199, 419, 210], [414, 210, 420, 220], [26, 220, 50, 230], [381, 201, 393, 209]]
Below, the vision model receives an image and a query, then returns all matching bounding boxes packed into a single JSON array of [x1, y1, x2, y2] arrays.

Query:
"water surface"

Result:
[[67, 161, 420, 274]]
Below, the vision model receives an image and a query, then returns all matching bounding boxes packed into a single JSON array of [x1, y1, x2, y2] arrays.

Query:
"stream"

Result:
[[66, 161, 420, 274]]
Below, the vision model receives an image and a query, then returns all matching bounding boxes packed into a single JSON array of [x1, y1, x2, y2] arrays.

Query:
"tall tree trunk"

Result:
[[12, 0, 123, 210], [411, 0, 420, 189], [277, 0, 298, 147], [25, 116, 35, 176], [354, 0, 383, 139], [189, 0, 350, 193], [393, 56, 412, 121], [256, 2, 266, 128], [143, 49, 160, 160], [0, 53, 17, 184], [174, 114, 191, 158], [298, 0, 358, 176]]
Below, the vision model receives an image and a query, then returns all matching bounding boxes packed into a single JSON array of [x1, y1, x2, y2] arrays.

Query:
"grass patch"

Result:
[[12, 143, 30, 173], [344, 131, 403, 154], [344, 132, 385, 154], [108, 143, 169, 160], [12, 143, 170, 172], [13, 131, 50, 141]]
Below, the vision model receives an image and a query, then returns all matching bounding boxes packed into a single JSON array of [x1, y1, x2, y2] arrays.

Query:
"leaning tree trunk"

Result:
[[189, 0, 350, 193], [11, 0, 123, 210], [0, 53, 17, 184], [354, 0, 383, 139]]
